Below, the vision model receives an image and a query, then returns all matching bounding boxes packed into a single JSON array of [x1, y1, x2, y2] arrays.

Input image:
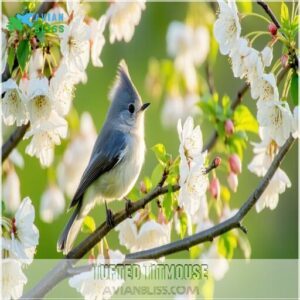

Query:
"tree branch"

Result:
[[127, 136, 295, 259], [23, 134, 295, 299]]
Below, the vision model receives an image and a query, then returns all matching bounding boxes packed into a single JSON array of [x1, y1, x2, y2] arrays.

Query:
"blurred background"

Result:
[[2, 1, 298, 260]]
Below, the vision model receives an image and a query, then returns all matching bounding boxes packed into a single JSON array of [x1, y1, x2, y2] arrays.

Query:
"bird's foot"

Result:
[[125, 197, 133, 218], [105, 201, 114, 228]]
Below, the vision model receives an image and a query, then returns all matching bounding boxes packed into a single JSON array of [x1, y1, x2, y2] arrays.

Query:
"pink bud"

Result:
[[227, 172, 238, 192], [268, 23, 277, 36], [157, 209, 167, 224], [140, 181, 147, 194], [209, 177, 220, 200], [229, 154, 242, 174], [281, 54, 289, 68], [225, 119, 235, 135], [214, 156, 222, 168]]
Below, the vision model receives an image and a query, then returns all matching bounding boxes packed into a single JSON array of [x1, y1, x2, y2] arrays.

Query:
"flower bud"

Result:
[[209, 177, 220, 200], [227, 172, 238, 192], [281, 54, 289, 68], [229, 154, 242, 174], [268, 23, 277, 36], [140, 181, 147, 194], [225, 119, 234, 135], [213, 156, 222, 168], [157, 208, 167, 225]]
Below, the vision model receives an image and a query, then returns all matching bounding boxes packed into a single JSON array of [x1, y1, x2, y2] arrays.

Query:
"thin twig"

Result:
[[257, 1, 281, 29]]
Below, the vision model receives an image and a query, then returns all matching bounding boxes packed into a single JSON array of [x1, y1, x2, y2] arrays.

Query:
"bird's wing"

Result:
[[69, 130, 127, 209]]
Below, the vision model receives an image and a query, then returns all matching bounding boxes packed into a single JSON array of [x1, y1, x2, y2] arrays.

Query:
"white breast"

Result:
[[86, 132, 145, 205]]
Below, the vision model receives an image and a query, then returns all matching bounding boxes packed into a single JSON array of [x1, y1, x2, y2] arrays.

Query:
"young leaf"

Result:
[[82, 216, 96, 233], [7, 47, 15, 74], [233, 105, 258, 134], [162, 186, 174, 220], [179, 211, 188, 239], [290, 72, 298, 105], [16, 40, 31, 72], [152, 144, 167, 165], [280, 2, 289, 24]]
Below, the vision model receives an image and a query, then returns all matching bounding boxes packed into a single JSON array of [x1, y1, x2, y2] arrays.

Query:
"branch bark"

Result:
[[257, 1, 281, 29], [23, 134, 295, 299]]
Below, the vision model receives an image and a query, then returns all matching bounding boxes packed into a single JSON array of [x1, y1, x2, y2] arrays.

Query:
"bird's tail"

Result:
[[57, 199, 83, 255]]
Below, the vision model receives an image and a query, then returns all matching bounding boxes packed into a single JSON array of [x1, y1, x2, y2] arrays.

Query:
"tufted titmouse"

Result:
[[57, 60, 150, 254]]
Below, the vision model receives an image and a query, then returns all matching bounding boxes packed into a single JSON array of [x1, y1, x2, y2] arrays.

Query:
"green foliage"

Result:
[[218, 231, 238, 259], [237, 2, 252, 14], [7, 47, 15, 74], [233, 105, 258, 134], [290, 72, 298, 105], [280, 2, 289, 26], [151, 163, 164, 186], [152, 144, 167, 165], [162, 186, 174, 221], [279, 1, 298, 41], [7, 16, 23, 31], [82, 216, 96, 233], [16, 40, 31, 72], [178, 210, 188, 239]]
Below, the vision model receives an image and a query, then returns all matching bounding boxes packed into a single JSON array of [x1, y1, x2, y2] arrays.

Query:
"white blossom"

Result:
[[292, 106, 299, 139], [177, 116, 206, 184], [256, 168, 291, 213], [161, 93, 200, 128], [69, 250, 124, 300], [106, 0, 146, 43], [254, 73, 279, 107], [60, 16, 90, 72], [214, 0, 241, 55], [2, 197, 39, 263], [89, 16, 106, 67], [248, 131, 275, 177], [178, 161, 209, 221], [257, 100, 293, 146], [1, 259, 27, 300], [40, 185, 65, 223], [116, 212, 171, 252], [261, 46, 273, 67], [28, 48, 44, 77], [25, 76, 53, 124], [25, 113, 68, 167], [201, 244, 229, 281], [3, 168, 21, 213], [57, 112, 96, 197], [1, 79, 28, 126], [167, 21, 210, 67], [49, 63, 76, 117]]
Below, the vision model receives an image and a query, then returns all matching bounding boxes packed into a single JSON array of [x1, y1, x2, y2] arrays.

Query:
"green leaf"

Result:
[[7, 47, 15, 74], [162, 186, 174, 220], [218, 232, 238, 259], [16, 40, 31, 72], [82, 216, 96, 233], [233, 105, 258, 134], [151, 144, 167, 165], [281, 2, 289, 24], [290, 72, 298, 105], [237, 2, 252, 14], [7, 16, 23, 31], [179, 211, 188, 239], [151, 164, 164, 186]]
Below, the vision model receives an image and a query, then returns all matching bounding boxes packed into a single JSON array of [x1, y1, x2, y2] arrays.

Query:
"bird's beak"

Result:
[[140, 102, 150, 112]]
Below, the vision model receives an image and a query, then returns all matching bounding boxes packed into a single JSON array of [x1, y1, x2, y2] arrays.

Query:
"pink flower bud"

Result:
[[229, 154, 242, 174], [225, 119, 235, 135], [140, 181, 147, 194], [227, 172, 238, 192], [268, 23, 277, 36], [281, 54, 289, 68], [157, 208, 167, 224], [214, 156, 222, 168], [209, 177, 220, 200]]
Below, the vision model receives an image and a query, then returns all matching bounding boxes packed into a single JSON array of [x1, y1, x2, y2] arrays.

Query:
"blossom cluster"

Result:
[[1, 197, 39, 299], [214, 0, 298, 212], [1, 0, 146, 167]]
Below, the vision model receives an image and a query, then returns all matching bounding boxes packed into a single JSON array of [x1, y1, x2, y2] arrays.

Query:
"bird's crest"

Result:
[[109, 60, 140, 103]]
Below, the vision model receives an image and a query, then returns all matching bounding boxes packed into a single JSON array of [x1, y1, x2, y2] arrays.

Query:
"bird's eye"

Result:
[[128, 104, 135, 114]]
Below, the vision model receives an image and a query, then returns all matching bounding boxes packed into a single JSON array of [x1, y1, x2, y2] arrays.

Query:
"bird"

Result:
[[57, 60, 150, 254]]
